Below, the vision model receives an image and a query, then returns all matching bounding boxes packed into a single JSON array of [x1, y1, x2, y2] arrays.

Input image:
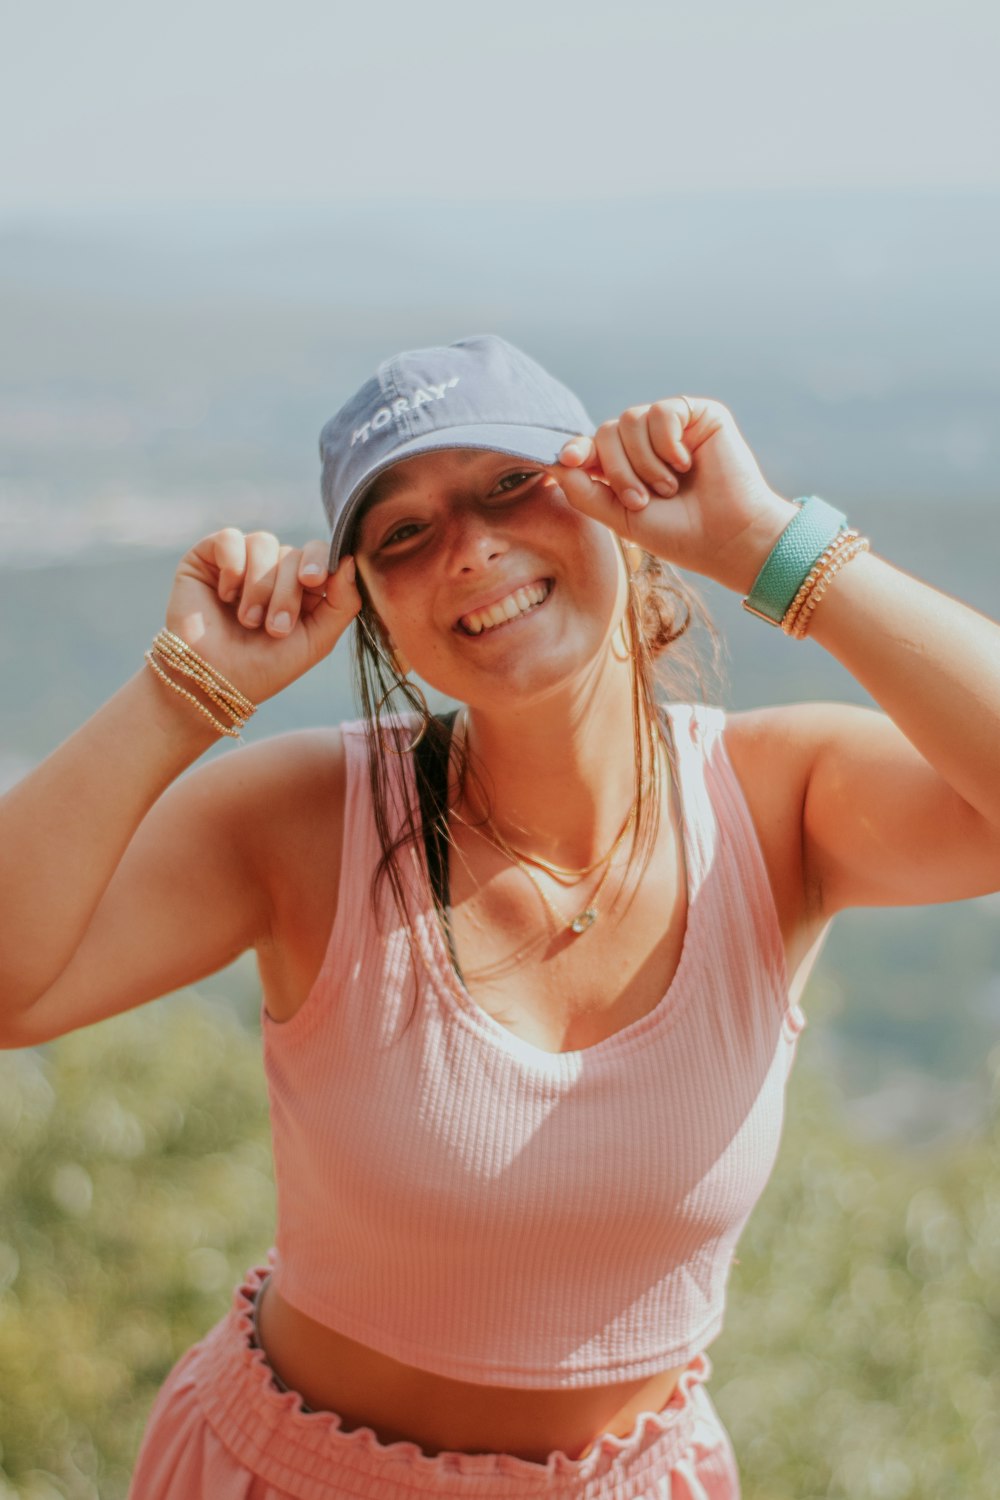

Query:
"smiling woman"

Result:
[[5, 334, 1000, 1500], [345, 426, 714, 1005]]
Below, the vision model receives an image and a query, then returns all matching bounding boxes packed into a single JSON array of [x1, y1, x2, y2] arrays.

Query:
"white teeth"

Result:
[[460, 581, 549, 635]]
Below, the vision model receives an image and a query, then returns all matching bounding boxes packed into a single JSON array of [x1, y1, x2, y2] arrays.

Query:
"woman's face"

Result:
[[351, 447, 628, 709]]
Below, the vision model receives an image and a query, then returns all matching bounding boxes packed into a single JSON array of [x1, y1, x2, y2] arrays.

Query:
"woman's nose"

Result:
[[445, 511, 509, 574]]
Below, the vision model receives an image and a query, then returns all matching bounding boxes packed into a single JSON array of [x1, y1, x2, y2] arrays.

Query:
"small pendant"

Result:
[[569, 907, 598, 934]]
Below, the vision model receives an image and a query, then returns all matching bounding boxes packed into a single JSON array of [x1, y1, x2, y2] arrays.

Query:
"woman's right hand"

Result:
[[164, 530, 362, 707]]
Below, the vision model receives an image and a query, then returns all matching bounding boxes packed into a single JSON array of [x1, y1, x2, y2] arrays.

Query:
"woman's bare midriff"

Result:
[[255, 1277, 691, 1464]]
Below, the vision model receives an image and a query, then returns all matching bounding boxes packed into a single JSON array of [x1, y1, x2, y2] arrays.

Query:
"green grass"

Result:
[[1, 986, 998, 1499]]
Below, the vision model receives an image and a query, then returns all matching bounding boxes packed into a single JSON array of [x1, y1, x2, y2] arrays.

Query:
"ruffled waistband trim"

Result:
[[192, 1263, 713, 1498]]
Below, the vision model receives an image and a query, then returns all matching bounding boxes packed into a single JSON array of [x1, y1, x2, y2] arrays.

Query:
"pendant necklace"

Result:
[[463, 815, 622, 935], [453, 710, 663, 938], [456, 779, 657, 937]]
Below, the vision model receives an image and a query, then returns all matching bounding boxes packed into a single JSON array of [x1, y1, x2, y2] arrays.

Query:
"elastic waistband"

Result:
[[192, 1264, 716, 1499]]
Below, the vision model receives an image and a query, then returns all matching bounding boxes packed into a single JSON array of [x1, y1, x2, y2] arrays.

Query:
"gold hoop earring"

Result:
[[621, 539, 643, 575], [611, 617, 632, 663], [374, 679, 431, 755]]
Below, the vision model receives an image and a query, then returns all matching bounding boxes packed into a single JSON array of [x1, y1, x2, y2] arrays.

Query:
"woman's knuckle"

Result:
[[247, 528, 279, 550], [649, 404, 676, 437], [610, 465, 638, 491]]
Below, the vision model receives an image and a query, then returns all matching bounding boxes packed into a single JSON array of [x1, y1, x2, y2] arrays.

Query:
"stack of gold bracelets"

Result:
[[144, 628, 259, 740], [741, 495, 870, 638]]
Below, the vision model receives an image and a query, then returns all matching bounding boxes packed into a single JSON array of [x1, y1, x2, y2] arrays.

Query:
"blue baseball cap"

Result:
[[319, 334, 595, 569]]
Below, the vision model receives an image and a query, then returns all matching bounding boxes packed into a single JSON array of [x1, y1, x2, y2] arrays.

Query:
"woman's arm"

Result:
[[549, 399, 1000, 915], [0, 529, 359, 1043], [0, 668, 221, 1020], [779, 550, 1000, 914], [804, 550, 1000, 828]]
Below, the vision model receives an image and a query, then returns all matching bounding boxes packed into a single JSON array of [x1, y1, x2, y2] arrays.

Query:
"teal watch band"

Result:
[[742, 495, 847, 626]]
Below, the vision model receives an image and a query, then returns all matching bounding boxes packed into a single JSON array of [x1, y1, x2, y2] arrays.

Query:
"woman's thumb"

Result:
[[304, 555, 362, 649]]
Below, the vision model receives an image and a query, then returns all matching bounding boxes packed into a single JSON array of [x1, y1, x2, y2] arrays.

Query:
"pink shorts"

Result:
[[128, 1264, 740, 1499]]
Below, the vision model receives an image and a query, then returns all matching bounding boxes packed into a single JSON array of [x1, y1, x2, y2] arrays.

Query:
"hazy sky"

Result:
[[4, 0, 999, 218]]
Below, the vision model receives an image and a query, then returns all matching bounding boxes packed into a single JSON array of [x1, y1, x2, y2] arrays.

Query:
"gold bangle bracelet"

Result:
[[782, 530, 858, 626], [790, 538, 870, 640], [788, 539, 867, 640], [779, 537, 851, 636], [780, 530, 860, 637]]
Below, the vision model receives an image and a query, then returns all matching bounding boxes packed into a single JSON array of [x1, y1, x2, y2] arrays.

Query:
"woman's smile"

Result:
[[455, 578, 553, 637]]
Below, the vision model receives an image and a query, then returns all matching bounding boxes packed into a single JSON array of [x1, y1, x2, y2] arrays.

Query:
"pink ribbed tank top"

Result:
[[263, 702, 807, 1388]]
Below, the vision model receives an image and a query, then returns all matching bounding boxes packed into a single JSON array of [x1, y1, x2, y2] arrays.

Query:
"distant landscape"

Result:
[[3, 189, 1000, 1498], [3, 187, 1000, 1143]]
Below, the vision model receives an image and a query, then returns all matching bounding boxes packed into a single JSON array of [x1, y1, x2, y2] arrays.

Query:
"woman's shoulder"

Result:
[[219, 723, 370, 950], [719, 704, 826, 953], [216, 723, 364, 870]]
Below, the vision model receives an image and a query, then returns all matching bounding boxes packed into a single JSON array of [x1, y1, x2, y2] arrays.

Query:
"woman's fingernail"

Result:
[[623, 488, 648, 508], [301, 564, 323, 579], [653, 481, 676, 498], [272, 611, 291, 632], [245, 605, 264, 626]]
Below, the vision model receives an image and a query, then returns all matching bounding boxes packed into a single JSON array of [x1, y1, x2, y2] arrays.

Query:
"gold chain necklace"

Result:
[[456, 707, 641, 884], [452, 709, 665, 937], [462, 815, 621, 935], [483, 799, 638, 885]]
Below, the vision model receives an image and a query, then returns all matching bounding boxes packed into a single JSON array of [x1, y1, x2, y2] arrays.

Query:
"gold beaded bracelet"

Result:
[[147, 645, 253, 729], [144, 628, 258, 740], [154, 629, 256, 714], [785, 536, 871, 640], [150, 630, 257, 717], [780, 530, 860, 637], [152, 630, 256, 717]]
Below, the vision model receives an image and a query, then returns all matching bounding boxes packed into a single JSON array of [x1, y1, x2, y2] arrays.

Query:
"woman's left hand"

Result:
[[548, 398, 800, 594]]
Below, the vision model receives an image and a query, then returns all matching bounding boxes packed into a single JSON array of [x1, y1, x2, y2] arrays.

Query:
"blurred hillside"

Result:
[[1, 997, 998, 1498]]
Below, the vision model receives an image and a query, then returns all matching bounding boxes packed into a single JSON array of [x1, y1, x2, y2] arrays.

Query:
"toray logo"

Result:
[[351, 376, 461, 446]]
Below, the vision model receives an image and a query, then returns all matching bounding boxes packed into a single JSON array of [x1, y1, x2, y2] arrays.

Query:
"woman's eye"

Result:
[[381, 522, 421, 548], [494, 471, 541, 495]]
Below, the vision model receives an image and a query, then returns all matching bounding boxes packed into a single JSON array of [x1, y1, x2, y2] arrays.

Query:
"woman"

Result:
[[3, 333, 999, 1499]]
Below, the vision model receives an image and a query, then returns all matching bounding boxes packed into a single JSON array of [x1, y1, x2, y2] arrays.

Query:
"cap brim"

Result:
[[327, 423, 585, 570]]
